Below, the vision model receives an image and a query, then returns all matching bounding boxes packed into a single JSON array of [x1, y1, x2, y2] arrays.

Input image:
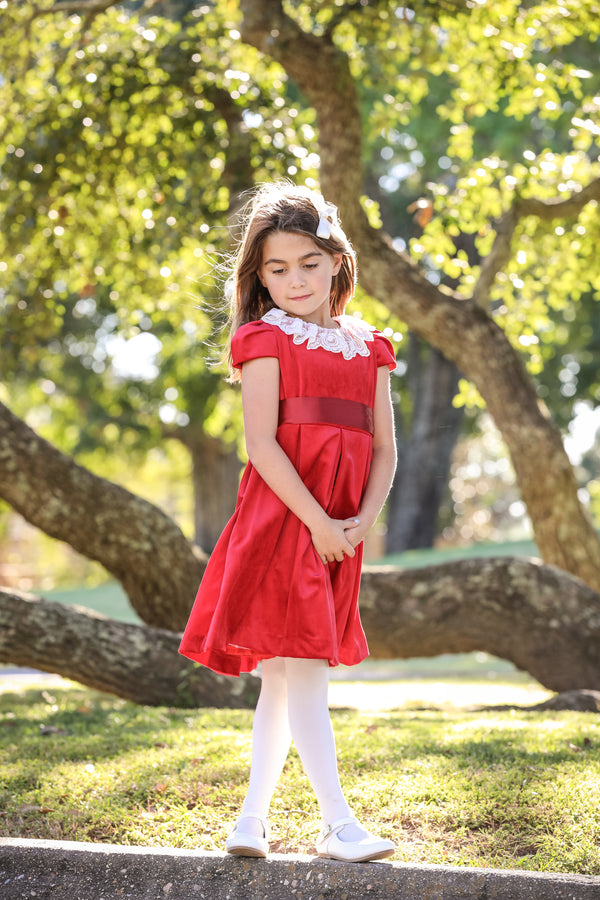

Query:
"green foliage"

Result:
[[402, 2, 600, 403], [1, 680, 599, 871], [0, 0, 317, 458], [1, 0, 599, 513], [452, 378, 486, 411]]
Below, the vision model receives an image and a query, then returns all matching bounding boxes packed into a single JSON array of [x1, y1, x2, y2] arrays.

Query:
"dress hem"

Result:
[[178, 645, 369, 678]]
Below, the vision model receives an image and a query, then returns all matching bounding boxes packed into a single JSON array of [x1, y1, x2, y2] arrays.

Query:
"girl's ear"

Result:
[[257, 269, 266, 287], [332, 253, 343, 276]]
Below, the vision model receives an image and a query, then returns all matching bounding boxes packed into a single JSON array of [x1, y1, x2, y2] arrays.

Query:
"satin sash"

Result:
[[279, 396, 374, 436]]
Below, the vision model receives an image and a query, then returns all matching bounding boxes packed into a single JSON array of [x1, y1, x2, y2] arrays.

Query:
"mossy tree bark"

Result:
[[359, 557, 600, 692]]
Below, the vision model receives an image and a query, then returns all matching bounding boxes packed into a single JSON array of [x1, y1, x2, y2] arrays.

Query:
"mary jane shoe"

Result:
[[225, 814, 270, 858], [316, 816, 395, 863]]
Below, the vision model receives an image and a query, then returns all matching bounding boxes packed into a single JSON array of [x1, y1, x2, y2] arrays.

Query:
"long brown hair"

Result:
[[226, 183, 357, 380]]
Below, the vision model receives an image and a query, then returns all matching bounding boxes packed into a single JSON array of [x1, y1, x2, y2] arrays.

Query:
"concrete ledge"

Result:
[[1, 838, 599, 900]]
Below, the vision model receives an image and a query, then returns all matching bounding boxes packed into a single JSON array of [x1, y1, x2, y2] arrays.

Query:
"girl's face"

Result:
[[257, 231, 342, 327]]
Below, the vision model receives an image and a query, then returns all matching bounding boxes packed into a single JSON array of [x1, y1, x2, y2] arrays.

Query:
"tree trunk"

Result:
[[2, 556, 599, 703], [187, 433, 241, 553], [239, 0, 600, 593], [386, 337, 464, 553], [0, 401, 204, 630], [0, 588, 260, 708]]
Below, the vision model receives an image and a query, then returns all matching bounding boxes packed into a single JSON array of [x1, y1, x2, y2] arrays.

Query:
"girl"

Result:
[[179, 183, 397, 863]]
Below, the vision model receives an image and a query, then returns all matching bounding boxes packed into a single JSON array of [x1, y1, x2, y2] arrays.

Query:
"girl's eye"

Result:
[[304, 264, 318, 270]]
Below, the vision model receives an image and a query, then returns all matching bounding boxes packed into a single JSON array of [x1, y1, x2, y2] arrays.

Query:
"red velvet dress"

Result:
[[179, 308, 396, 676]]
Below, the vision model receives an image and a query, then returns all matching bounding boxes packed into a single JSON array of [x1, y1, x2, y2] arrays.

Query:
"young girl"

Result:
[[179, 183, 397, 863]]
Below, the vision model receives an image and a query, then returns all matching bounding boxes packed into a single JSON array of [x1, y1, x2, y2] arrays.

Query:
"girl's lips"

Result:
[[289, 294, 311, 301]]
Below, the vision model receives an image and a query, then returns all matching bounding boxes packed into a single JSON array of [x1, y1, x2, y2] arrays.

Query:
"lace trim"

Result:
[[262, 308, 374, 360]]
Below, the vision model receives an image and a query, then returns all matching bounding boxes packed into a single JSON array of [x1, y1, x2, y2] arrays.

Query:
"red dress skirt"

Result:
[[179, 310, 396, 676]]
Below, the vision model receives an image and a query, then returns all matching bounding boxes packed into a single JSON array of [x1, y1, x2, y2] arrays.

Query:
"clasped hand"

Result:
[[310, 515, 366, 565]]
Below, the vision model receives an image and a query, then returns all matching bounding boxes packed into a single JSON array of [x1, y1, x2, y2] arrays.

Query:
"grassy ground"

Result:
[[1, 679, 599, 874], [3, 562, 597, 873]]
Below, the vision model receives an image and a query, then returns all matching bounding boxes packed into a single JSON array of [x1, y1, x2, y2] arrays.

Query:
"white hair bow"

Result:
[[315, 201, 338, 239]]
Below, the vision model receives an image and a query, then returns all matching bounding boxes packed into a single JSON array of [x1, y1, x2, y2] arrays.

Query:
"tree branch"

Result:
[[359, 556, 600, 692], [37, 0, 120, 13], [323, 0, 387, 38], [470, 207, 519, 309], [518, 176, 600, 219], [0, 401, 205, 630], [240, 0, 364, 206], [0, 588, 260, 708], [472, 176, 600, 307]]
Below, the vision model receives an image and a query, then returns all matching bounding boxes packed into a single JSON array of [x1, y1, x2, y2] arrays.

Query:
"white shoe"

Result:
[[316, 816, 395, 863], [225, 814, 270, 858]]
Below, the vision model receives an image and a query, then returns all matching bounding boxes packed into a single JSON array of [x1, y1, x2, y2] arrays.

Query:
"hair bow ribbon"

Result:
[[315, 201, 338, 239]]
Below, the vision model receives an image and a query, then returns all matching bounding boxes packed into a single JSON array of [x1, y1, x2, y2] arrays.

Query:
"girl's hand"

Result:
[[343, 517, 369, 549], [310, 516, 359, 565]]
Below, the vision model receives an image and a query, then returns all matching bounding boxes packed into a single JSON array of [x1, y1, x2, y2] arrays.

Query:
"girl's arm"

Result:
[[344, 366, 397, 548], [241, 356, 358, 565]]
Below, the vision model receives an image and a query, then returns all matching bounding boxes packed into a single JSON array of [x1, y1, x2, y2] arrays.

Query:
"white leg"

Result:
[[284, 657, 353, 826], [239, 656, 292, 833]]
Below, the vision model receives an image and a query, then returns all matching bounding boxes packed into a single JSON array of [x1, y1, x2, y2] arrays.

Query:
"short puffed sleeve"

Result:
[[231, 320, 279, 370], [373, 331, 397, 371]]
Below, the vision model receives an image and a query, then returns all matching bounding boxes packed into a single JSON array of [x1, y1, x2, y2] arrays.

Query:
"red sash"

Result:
[[279, 397, 374, 436]]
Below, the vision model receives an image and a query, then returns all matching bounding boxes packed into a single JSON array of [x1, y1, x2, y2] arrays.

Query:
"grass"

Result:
[[45, 581, 142, 625], [380, 537, 539, 569], [3, 566, 597, 873], [1, 681, 599, 874]]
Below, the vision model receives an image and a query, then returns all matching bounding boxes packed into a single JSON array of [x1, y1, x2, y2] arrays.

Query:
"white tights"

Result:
[[239, 657, 353, 829]]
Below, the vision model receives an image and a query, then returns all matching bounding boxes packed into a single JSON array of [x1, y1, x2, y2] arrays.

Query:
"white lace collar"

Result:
[[262, 307, 374, 360]]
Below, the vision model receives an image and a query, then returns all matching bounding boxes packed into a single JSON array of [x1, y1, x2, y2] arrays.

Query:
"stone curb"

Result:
[[1, 838, 599, 900]]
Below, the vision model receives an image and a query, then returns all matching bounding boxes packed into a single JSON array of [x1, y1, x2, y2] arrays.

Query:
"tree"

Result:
[[0, 586, 261, 708], [5, 2, 599, 557], [239, 0, 600, 590], [1, 0, 600, 705], [386, 337, 464, 552]]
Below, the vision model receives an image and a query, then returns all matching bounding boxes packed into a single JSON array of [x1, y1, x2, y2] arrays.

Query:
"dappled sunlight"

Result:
[[329, 679, 551, 711], [449, 717, 533, 731]]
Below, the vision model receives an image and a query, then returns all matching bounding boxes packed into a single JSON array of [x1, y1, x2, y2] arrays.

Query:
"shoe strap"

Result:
[[235, 813, 270, 838], [320, 816, 357, 839]]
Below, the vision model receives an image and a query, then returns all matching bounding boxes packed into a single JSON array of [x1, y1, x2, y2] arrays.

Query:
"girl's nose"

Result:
[[290, 269, 306, 287]]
